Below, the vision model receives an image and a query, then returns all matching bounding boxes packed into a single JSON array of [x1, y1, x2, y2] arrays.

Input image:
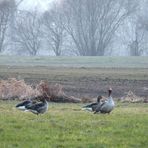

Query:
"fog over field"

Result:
[[0, 0, 148, 56]]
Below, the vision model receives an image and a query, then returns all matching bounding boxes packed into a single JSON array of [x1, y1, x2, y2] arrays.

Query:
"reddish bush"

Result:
[[0, 78, 39, 100], [37, 80, 64, 97], [37, 80, 80, 103], [0, 79, 81, 103]]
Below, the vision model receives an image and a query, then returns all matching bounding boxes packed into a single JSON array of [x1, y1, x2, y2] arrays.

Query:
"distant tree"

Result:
[[136, 1, 148, 56], [119, 17, 144, 56], [0, 0, 15, 52], [13, 10, 42, 56], [129, 23, 144, 56], [9, 0, 25, 44], [43, 3, 66, 56], [119, 0, 147, 56], [63, 0, 136, 56]]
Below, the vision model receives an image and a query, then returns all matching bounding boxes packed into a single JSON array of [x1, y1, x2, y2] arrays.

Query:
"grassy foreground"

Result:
[[0, 101, 147, 148]]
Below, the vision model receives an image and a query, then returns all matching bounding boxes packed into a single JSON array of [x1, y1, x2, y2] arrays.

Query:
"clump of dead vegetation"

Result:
[[120, 91, 144, 103], [0, 78, 39, 100], [37, 80, 81, 103], [81, 96, 107, 103], [0, 78, 81, 103], [81, 97, 95, 103]]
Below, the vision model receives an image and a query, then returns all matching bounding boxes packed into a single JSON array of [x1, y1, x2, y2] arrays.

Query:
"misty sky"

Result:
[[19, 0, 54, 11]]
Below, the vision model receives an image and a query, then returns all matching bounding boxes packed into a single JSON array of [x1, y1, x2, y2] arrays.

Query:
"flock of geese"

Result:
[[82, 88, 115, 114], [16, 88, 115, 115]]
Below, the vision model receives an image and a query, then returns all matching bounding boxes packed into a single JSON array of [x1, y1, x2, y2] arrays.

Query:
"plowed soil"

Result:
[[0, 66, 148, 99]]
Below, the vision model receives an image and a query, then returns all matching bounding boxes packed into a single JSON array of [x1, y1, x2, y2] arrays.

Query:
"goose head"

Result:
[[97, 95, 102, 102]]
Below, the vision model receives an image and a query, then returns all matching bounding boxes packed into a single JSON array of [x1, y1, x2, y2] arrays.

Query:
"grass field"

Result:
[[0, 101, 147, 148], [0, 56, 148, 68], [0, 56, 148, 147]]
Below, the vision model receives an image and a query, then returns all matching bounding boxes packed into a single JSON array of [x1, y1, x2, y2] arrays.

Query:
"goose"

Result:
[[82, 96, 102, 112], [25, 96, 48, 115], [94, 88, 115, 114], [16, 100, 32, 111]]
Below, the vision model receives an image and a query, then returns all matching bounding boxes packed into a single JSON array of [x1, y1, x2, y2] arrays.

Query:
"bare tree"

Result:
[[135, 1, 148, 56], [63, 0, 136, 56], [119, 0, 147, 56], [16, 0, 24, 7], [43, 3, 66, 56], [13, 10, 42, 55], [129, 23, 145, 56], [0, 0, 15, 52], [9, 0, 25, 39]]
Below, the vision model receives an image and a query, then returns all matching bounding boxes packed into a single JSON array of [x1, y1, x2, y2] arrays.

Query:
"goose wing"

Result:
[[82, 102, 98, 108], [16, 100, 31, 108], [82, 102, 98, 112], [93, 101, 105, 113], [26, 102, 44, 111]]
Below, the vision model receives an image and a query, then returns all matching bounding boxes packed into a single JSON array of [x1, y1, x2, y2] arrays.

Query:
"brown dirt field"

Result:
[[0, 66, 148, 100]]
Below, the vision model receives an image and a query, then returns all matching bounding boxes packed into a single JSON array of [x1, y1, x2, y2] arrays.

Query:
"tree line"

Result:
[[0, 0, 148, 56]]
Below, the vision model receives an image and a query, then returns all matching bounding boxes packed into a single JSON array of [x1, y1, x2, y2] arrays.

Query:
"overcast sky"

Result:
[[19, 0, 54, 12]]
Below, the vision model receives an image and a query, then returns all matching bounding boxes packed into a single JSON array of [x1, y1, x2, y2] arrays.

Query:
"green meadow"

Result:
[[0, 56, 148, 68], [0, 56, 148, 148], [0, 101, 147, 148]]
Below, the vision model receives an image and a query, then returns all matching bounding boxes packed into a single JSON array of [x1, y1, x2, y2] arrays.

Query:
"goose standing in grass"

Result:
[[16, 100, 32, 111], [94, 88, 115, 114], [82, 96, 102, 112], [25, 96, 48, 115]]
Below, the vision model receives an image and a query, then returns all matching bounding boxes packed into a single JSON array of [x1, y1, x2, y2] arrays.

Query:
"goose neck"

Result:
[[108, 90, 112, 97]]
